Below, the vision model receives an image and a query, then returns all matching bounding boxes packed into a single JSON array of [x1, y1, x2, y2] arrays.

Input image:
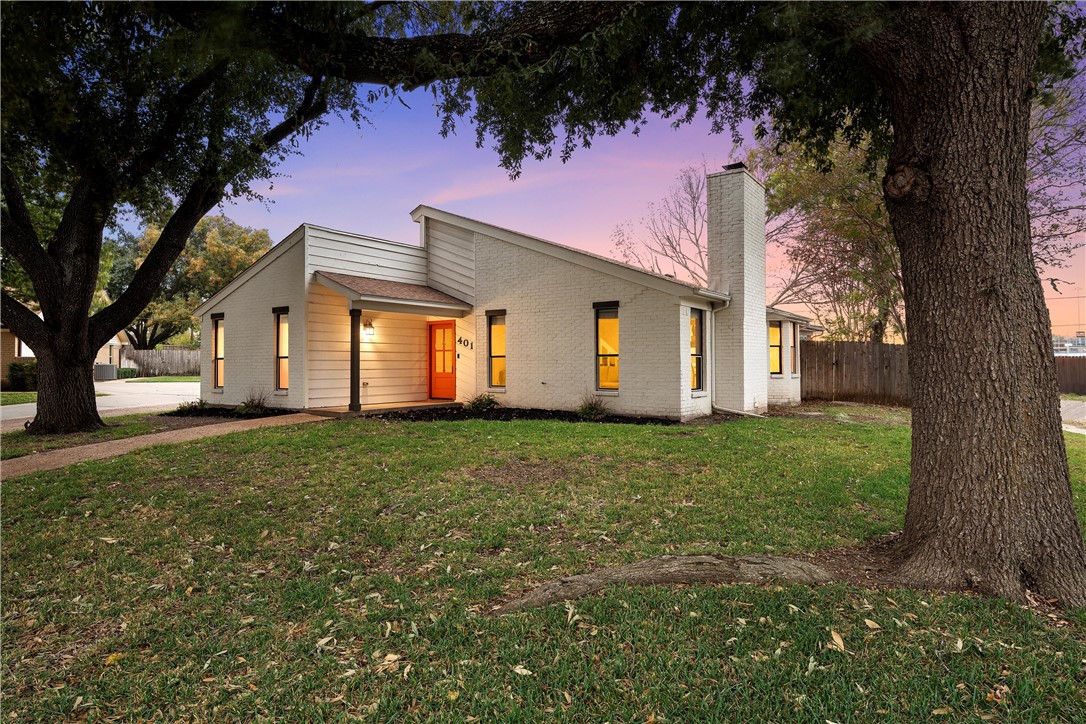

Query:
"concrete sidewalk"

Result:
[[1, 412, 324, 479]]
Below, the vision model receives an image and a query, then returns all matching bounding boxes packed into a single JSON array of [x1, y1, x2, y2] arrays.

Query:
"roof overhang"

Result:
[[315, 272, 472, 318]]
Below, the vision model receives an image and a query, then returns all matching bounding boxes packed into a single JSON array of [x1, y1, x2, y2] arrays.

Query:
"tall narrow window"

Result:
[[488, 312, 506, 388], [274, 308, 289, 390], [790, 322, 798, 374], [690, 309, 704, 391], [769, 321, 782, 375], [212, 314, 225, 388], [595, 305, 620, 390]]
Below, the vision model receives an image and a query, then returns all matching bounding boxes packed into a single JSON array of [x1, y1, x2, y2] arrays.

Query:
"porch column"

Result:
[[349, 308, 361, 411]]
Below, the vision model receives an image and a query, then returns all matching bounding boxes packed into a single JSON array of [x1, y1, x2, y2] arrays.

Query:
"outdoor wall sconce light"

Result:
[[363, 319, 375, 337]]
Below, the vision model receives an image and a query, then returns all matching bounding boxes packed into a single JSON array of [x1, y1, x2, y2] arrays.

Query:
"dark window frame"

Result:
[[690, 308, 705, 391], [274, 307, 289, 391], [487, 310, 507, 389], [769, 321, 782, 375], [595, 305, 620, 391], [211, 313, 225, 389], [790, 322, 799, 374]]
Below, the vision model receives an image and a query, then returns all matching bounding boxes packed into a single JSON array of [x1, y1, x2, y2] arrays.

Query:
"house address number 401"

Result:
[[457, 336, 473, 350]]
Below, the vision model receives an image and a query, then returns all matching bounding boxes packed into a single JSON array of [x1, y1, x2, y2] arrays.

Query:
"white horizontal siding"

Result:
[[305, 225, 427, 284], [426, 220, 475, 303], [304, 283, 430, 407]]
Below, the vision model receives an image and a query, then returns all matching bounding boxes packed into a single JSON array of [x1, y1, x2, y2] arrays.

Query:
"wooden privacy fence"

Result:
[[801, 342, 1086, 403], [1056, 356, 1086, 395], [120, 347, 200, 377], [800, 340, 910, 405]]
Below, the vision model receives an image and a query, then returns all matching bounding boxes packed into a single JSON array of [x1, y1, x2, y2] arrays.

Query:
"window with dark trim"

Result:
[[488, 312, 506, 388], [790, 322, 798, 374], [274, 308, 289, 390], [690, 309, 704, 391], [212, 314, 225, 388], [769, 321, 782, 375], [595, 305, 620, 390]]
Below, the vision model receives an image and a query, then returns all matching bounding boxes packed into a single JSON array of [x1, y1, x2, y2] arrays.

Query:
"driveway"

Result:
[[1063, 398, 1086, 432], [1, 380, 200, 431]]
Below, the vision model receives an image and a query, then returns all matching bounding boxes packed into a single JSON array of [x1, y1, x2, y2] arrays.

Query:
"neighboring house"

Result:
[[193, 163, 816, 420], [0, 325, 128, 386]]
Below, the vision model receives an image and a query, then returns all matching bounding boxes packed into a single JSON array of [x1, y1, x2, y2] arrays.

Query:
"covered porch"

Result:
[[312, 272, 473, 411]]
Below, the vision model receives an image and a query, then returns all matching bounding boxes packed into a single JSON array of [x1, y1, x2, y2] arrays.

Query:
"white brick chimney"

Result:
[[707, 162, 768, 412]]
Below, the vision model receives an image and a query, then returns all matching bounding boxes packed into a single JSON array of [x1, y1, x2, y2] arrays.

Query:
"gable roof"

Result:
[[412, 205, 729, 302], [193, 226, 306, 317]]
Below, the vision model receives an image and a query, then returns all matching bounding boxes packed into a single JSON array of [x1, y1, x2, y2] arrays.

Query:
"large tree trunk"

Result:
[[29, 344, 103, 434], [877, 4, 1086, 605]]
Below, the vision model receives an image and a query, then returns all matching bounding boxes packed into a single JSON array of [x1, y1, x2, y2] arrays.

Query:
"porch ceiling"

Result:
[[315, 271, 472, 317]]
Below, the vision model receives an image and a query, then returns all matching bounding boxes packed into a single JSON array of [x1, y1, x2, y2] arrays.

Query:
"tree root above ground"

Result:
[[494, 554, 835, 614], [494, 534, 1086, 614]]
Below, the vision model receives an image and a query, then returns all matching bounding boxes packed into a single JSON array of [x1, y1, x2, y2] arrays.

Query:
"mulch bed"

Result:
[[161, 406, 295, 420], [375, 406, 679, 425]]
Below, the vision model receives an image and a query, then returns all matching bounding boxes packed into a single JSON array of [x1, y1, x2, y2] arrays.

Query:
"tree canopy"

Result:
[[108, 216, 271, 349]]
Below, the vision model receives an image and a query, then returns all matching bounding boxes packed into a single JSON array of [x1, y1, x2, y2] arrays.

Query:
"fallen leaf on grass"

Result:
[[104, 653, 124, 666], [828, 630, 846, 653], [447, 691, 460, 701], [931, 708, 951, 715], [97, 537, 119, 544], [864, 619, 881, 630], [512, 664, 533, 676]]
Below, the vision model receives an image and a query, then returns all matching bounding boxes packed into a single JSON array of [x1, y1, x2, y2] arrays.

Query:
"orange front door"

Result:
[[429, 321, 456, 400]]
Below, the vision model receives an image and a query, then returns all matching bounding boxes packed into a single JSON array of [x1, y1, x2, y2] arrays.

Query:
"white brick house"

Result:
[[194, 164, 816, 420]]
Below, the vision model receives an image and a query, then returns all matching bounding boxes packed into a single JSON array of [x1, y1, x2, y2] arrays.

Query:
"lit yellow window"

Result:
[[769, 322, 782, 375], [212, 317, 225, 388], [596, 307, 619, 390], [489, 314, 506, 387], [275, 311, 289, 390]]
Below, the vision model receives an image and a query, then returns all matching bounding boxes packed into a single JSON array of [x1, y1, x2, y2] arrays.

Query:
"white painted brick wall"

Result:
[[707, 167, 768, 412], [200, 240, 307, 409], [472, 233, 684, 419]]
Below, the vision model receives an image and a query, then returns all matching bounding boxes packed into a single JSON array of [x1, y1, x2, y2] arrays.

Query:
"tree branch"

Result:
[[1, 292, 48, 350], [0, 165, 57, 286], [156, 1, 635, 90], [120, 57, 232, 184], [89, 75, 331, 348]]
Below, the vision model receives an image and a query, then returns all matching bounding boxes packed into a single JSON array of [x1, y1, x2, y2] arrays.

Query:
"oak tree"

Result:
[[441, 2, 1086, 604]]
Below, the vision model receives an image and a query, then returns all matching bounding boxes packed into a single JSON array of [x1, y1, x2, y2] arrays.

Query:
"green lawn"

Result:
[[1, 413, 200, 460], [125, 375, 200, 383], [1064, 393, 1086, 402], [3, 411, 1084, 720], [0, 391, 38, 406]]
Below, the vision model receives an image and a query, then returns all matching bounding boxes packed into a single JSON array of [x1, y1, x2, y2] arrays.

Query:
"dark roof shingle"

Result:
[[316, 271, 468, 306]]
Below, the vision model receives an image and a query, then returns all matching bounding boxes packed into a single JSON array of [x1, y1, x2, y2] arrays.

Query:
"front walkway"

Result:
[[1, 413, 324, 479]]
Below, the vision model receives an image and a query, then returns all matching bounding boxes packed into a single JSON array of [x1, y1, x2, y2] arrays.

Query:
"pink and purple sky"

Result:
[[221, 88, 1085, 336]]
